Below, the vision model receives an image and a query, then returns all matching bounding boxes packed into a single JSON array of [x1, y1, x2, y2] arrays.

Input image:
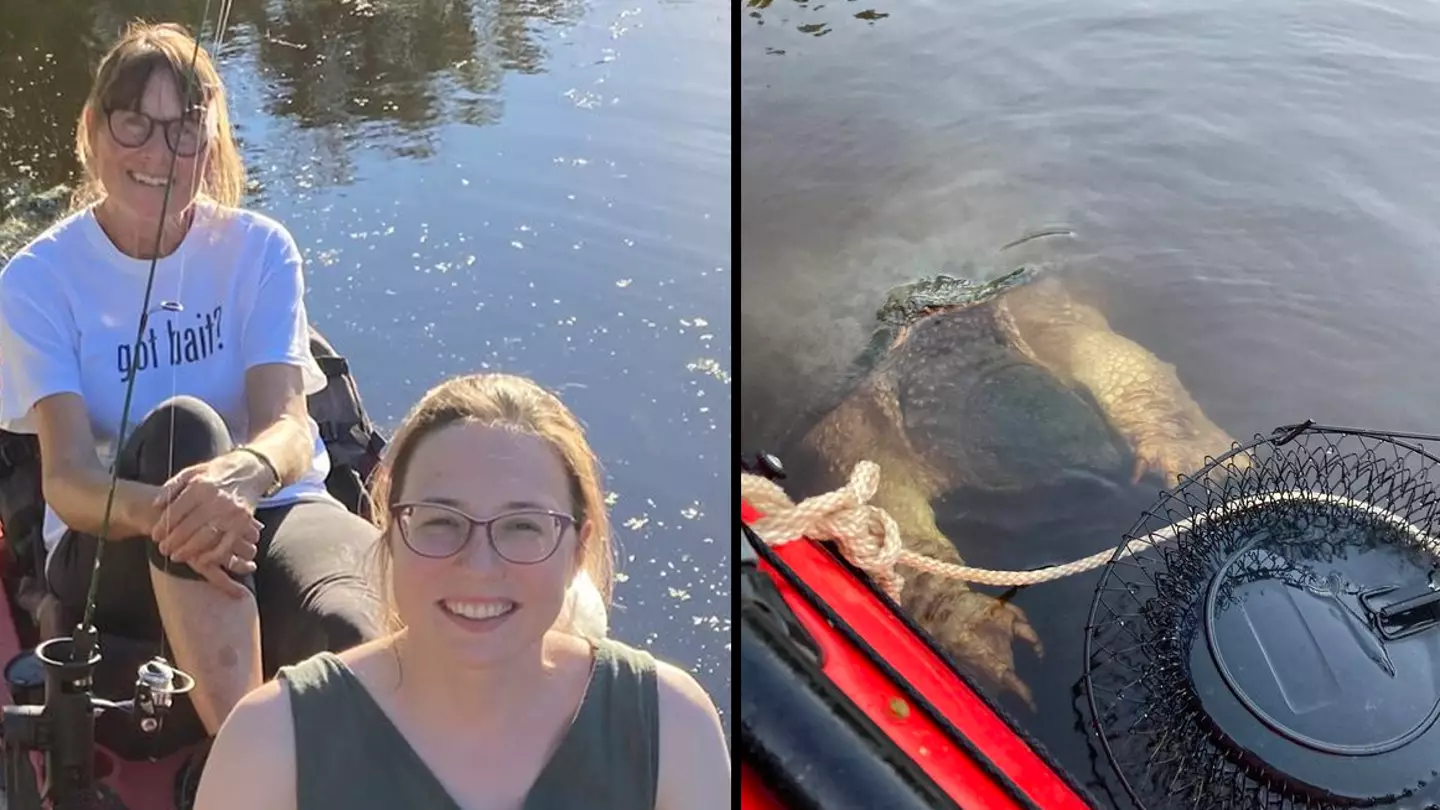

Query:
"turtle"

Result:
[[794, 257, 1243, 708]]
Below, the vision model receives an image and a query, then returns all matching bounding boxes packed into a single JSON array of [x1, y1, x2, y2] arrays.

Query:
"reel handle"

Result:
[[133, 655, 196, 733], [1360, 575, 1440, 641]]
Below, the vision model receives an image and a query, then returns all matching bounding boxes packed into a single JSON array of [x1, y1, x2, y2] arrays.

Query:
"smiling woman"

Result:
[[193, 372, 732, 810], [0, 20, 385, 804], [72, 23, 245, 257]]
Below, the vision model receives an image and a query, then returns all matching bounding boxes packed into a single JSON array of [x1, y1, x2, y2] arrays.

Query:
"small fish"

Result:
[[999, 227, 1077, 252]]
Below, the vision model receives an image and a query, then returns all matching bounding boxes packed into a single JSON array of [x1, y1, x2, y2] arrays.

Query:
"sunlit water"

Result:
[[2, 0, 731, 729], [743, 0, 1440, 801]]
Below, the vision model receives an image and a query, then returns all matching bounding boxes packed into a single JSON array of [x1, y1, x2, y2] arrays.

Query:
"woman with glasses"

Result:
[[0, 20, 382, 795], [194, 372, 731, 810]]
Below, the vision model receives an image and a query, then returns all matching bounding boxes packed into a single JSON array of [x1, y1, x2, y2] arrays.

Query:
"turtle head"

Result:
[[875, 265, 1039, 330], [876, 274, 974, 329]]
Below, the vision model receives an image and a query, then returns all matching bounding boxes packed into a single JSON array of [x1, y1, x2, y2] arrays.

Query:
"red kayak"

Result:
[[740, 482, 1097, 810]]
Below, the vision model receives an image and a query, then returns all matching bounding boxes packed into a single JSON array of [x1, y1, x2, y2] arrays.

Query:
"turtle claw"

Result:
[[1129, 425, 1249, 488], [930, 590, 1043, 710]]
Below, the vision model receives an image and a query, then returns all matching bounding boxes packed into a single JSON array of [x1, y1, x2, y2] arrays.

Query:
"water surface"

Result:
[[3, 0, 731, 728], [742, 0, 1440, 799]]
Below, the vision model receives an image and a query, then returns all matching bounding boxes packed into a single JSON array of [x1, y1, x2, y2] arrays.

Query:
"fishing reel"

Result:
[[0, 624, 195, 810]]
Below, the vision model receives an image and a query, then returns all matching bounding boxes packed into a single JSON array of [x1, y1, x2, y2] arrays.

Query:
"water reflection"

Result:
[[256, 0, 584, 136], [2, 0, 731, 727], [743, 0, 889, 43], [742, 0, 1440, 786], [0, 0, 588, 189]]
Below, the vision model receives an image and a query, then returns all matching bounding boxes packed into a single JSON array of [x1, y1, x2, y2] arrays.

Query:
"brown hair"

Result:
[[72, 21, 245, 210], [367, 373, 615, 633]]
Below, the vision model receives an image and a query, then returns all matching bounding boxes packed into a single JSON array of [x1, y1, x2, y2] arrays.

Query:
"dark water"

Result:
[[1, 0, 731, 728], [742, 0, 1440, 802]]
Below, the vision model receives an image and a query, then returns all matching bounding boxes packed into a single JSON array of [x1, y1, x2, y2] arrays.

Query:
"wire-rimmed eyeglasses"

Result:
[[106, 107, 207, 158], [392, 502, 576, 564]]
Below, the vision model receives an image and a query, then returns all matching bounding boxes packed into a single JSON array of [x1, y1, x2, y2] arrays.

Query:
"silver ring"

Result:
[[227, 554, 240, 570]]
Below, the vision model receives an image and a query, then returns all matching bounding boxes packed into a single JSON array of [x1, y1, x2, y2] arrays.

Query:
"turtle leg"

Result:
[[1003, 276, 1246, 487], [798, 379, 1042, 707]]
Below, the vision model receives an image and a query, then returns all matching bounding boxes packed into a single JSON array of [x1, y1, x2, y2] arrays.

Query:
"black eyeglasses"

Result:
[[105, 107, 206, 157], [392, 502, 576, 564]]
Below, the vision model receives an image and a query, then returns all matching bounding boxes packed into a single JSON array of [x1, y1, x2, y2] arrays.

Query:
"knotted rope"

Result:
[[741, 462, 1132, 596], [742, 461, 907, 599], [739, 460, 1440, 597]]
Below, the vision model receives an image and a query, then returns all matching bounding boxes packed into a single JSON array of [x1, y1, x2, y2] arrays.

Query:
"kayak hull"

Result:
[[740, 498, 1095, 810]]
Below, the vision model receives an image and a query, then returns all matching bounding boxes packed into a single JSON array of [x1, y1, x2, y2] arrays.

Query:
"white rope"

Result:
[[740, 461, 1440, 597]]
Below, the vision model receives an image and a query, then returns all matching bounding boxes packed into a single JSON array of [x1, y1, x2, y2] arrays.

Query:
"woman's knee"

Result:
[[314, 591, 384, 651], [139, 396, 228, 439], [257, 500, 384, 652], [261, 500, 379, 574], [262, 584, 381, 668], [124, 395, 232, 481]]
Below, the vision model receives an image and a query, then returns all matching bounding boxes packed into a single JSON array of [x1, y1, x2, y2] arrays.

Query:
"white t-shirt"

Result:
[[0, 200, 336, 560]]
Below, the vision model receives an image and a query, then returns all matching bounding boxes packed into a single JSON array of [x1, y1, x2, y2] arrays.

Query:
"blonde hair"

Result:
[[72, 21, 245, 211], [368, 373, 615, 640]]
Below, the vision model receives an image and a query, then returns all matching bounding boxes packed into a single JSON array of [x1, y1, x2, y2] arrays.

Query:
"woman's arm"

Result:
[[654, 661, 731, 810], [192, 678, 297, 810], [151, 221, 323, 562], [174, 363, 314, 506], [0, 260, 162, 539], [32, 393, 163, 539], [147, 367, 314, 590], [222, 220, 324, 496], [240, 363, 315, 487]]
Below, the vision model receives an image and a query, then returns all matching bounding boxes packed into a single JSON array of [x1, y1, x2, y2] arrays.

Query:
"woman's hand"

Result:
[[151, 453, 269, 597]]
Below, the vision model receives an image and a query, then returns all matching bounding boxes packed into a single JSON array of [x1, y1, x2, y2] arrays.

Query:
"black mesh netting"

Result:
[[1084, 423, 1440, 810]]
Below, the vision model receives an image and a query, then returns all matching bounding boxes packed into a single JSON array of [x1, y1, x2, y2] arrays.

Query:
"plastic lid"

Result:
[[1189, 505, 1440, 804], [3, 650, 42, 690]]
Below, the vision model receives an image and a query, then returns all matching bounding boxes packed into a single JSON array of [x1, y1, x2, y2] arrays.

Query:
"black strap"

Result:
[[316, 420, 384, 453], [365, 432, 386, 457], [318, 421, 365, 444], [316, 355, 349, 378], [0, 432, 38, 475]]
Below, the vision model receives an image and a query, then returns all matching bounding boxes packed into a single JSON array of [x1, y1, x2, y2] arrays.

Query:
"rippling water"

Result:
[[743, 0, 1440, 800], [2, 0, 731, 727]]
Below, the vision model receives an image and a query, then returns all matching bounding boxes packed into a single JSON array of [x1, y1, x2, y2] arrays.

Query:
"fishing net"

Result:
[[1084, 422, 1440, 810]]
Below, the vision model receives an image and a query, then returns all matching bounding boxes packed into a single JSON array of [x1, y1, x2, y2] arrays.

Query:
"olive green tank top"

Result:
[[276, 637, 660, 810]]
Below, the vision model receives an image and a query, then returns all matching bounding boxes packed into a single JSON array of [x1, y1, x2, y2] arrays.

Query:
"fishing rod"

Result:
[[0, 4, 228, 807]]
